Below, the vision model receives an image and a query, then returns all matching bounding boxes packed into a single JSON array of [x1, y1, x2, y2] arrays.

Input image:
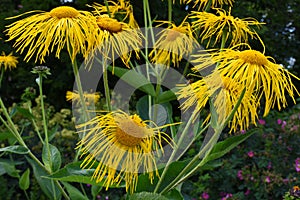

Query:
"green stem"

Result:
[[104, 0, 111, 18], [153, 111, 198, 193], [71, 60, 90, 121], [168, 0, 172, 22], [102, 58, 112, 111], [0, 68, 4, 88], [27, 103, 44, 144]]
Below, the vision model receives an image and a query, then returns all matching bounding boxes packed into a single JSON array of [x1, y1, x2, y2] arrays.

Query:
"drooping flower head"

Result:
[[149, 20, 198, 67], [5, 6, 98, 63], [77, 110, 173, 193], [192, 47, 300, 116], [90, 14, 142, 68], [0, 52, 18, 71], [178, 72, 259, 132], [90, 0, 138, 28], [66, 91, 100, 106], [182, 0, 234, 10], [190, 9, 264, 47]]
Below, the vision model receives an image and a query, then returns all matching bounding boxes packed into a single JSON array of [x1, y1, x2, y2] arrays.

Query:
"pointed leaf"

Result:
[[63, 182, 89, 200], [157, 89, 178, 104], [164, 189, 184, 200], [26, 157, 61, 199], [42, 144, 61, 172], [19, 168, 30, 190], [0, 145, 29, 154]]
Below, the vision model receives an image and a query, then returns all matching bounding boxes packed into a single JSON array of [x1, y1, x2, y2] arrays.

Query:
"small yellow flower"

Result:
[[149, 21, 198, 67], [91, 14, 142, 67], [6, 6, 98, 63], [193, 47, 300, 116], [182, 0, 234, 10], [90, 0, 138, 28], [77, 110, 173, 193], [190, 8, 263, 47], [0, 52, 18, 71], [66, 91, 100, 106]]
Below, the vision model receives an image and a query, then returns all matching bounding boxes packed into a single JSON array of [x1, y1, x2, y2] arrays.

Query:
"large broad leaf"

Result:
[[42, 144, 61, 172], [19, 168, 30, 190], [0, 145, 29, 154], [128, 192, 169, 200], [136, 95, 173, 126], [203, 130, 256, 164], [63, 182, 89, 200], [26, 157, 61, 200], [108, 66, 156, 96], [0, 161, 20, 177]]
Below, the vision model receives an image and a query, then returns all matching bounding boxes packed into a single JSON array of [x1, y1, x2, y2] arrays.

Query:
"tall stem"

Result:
[[102, 58, 112, 111], [168, 0, 172, 22]]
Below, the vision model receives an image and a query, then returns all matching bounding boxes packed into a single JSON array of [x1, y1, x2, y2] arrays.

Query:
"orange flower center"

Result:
[[115, 115, 147, 147], [49, 6, 80, 19], [97, 17, 123, 33], [238, 50, 269, 66], [166, 27, 182, 41]]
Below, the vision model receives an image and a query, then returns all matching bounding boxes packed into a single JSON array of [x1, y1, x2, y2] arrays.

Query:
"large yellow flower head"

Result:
[[193, 47, 300, 116], [91, 14, 142, 67], [0, 52, 18, 71], [182, 0, 234, 10], [77, 110, 173, 193], [149, 21, 198, 67], [5, 6, 98, 63], [177, 72, 258, 132], [190, 9, 263, 47], [91, 0, 138, 28]]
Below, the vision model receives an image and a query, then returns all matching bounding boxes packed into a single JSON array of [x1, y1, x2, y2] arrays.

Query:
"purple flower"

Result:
[[244, 189, 251, 196], [237, 170, 243, 180], [97, 195, 101, 200], [221, 193, 233, 200], [247, 151, 254, 158], [86, 184, 91, 187], [277, 119, 282, 125], [240, 130, 246, 134], [267, 162, 272, 170], [201, 192, 210, 200], [258, 119, 266, 125], [281, 120, 287, 129], [283, 178, 289, 184], [265, 176, 271, 183], [295, 158, 300, 172]]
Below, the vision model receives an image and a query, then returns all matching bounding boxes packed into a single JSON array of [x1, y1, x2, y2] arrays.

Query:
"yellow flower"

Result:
[[0, 52, 18, 71], [91, 14, 142, 67], [190, 9, 263, 47], [178, 72, 258, 132], [182, 0, 234, 10], [5, 6, 98, 63], [90, 0, 138, 28], [66, 91, 100, 106], [149, 21, 198, 67], [193, 47, 300, 116], [77, 110, 173, 193]]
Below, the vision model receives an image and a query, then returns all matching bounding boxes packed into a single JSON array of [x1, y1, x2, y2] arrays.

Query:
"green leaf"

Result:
[[108, 66, 156, 96], [63, 182, 89, 200], [157, 89, 178, 104], [136, 95, 173, 126], [164, 189, 184, 200], [15, 106, 35, 119], [128, 192, 169, 200], [203, 130, 256, 164], [0, 161, 20, 177], [0, 145, 29, 154], [0, 131, 15, 141], [46, 162, 95, 184], [42, 144, 61, 172], [19, 168, 30, 190], [91, 185, 102, 199], [26, 157, 61, 200]]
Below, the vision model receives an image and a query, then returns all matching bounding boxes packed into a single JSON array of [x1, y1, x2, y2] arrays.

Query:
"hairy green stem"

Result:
[[102, 58, 112, 111], [168, 0, 172, 22]]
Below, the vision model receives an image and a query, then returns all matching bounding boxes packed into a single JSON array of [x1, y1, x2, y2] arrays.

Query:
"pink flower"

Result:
[[281, 121, 287, 129], [277, 119, 282, 125], [247, 151, 254, 158], [237, 170, 243, 180], [221, 193, 233, 200], [267, 162, 272, 170], [258, 119, 266, 125], [201, 192, 210, 200], [295, 158, 300, 172], [265, 176, 271, 183], [240, 130, 246, 134]]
